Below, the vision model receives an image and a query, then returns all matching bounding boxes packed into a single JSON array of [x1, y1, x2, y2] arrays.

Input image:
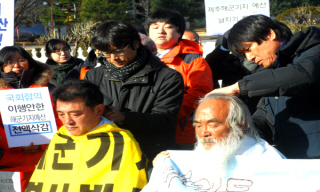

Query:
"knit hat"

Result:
[[139, 33, 157, 55]]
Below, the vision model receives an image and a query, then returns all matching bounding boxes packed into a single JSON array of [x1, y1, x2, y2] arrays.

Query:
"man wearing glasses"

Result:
[[84, 21, 184, 162]]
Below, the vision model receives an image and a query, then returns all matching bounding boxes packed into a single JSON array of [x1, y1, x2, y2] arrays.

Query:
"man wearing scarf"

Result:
[[84, 21, 184, 163]]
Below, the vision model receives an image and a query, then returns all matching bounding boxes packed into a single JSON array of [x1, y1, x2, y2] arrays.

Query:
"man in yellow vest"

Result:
[[26, 80, 148, 192]]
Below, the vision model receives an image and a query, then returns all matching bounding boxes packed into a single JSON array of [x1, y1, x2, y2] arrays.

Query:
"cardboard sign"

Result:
[[0, 172, 21, 192], [143, 150, 320, 192], [0, 87, 57, 147], [204, 0, 270, 36], [0, 1, 14, 49]]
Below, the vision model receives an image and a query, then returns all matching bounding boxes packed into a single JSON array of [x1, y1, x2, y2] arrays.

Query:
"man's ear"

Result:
[[134, 40, 140, 49], [95, 104, 105, 116], [268, 29, 277, 41]]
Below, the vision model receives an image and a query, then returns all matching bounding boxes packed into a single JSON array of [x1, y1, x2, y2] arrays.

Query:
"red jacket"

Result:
[[160, 39, 213, 143], [0, 62, 62, 192]]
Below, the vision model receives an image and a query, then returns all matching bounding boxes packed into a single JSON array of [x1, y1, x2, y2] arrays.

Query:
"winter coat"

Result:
[[251, 27, 320, 158], [238, 27, 320, 98], [0, 61, 63, 191], [160, 39, 213, 144], [84, 48, 184, 161], [46, 56, 84, 86]]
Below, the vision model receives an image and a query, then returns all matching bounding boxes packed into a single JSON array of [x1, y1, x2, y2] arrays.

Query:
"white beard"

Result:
[[194, 128, 243, 178]]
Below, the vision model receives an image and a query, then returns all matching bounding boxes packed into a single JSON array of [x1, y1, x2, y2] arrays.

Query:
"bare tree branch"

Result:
[[134, 0, 151, 18], [69, 21, 101, 56], [15, 0, 42, 28]]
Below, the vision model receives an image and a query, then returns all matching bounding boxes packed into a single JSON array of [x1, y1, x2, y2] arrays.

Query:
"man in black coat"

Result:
[[209, 14, 320, 159], [84, 21, 184, 162]]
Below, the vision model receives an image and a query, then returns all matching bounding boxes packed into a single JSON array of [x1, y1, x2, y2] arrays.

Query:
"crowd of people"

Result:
[[0, 8, 319, 192]]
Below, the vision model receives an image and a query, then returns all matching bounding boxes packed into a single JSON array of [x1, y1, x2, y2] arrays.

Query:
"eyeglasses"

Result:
[[101, 44, 130, 58], [4, 59, 28, 67], [53, 48, 70, 55]]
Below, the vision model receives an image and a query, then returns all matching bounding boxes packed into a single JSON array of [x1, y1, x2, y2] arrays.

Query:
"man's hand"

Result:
[[206, 82, 240, 97], [104, 106, 125, 122], [21, 142, 41, 153], [153, 151, 170, 166]]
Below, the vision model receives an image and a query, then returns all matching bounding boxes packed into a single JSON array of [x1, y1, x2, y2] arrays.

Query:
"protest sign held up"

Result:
[[0, 87, 57, 148]]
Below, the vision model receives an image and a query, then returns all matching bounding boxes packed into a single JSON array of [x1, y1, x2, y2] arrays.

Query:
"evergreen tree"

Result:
[[150, 0, 205, 23], [40, 0, 81, 28], [81, 0, 134, 23]]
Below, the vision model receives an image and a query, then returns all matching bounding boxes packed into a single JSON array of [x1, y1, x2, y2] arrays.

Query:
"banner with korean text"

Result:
[[0, 87, 57, 147], [142, 150, 320, 192], [0, 1, 14, 49], [204, 0, 270, 36]]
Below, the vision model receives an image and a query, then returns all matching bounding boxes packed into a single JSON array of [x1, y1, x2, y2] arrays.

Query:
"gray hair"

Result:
[[195, 93, 260, 141]]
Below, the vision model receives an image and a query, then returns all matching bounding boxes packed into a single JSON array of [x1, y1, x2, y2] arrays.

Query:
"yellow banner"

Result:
[[26, 124, 148, 192]]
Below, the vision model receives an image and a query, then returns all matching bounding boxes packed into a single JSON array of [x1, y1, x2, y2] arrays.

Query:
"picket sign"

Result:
[[29, 43, 215, 62]]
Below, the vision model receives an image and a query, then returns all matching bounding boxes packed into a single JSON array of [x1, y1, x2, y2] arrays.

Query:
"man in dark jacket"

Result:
[[209, 14, 320, 159], [84, 21, 184, 162]]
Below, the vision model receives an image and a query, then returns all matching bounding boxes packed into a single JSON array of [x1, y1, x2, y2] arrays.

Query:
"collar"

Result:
[[156, 46, 175, 59], [65, 117, 115, 136], [89, 117, 115, 132], [273, 39, 288, 69], [0, 67, 35, 88]]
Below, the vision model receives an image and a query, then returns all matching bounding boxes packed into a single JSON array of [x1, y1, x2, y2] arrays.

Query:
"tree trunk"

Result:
[[74, 40, 79, 57]]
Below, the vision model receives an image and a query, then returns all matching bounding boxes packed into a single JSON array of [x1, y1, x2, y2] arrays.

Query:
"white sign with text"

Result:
[[0, 87, 57, 147], [0, 172, 21, 192], [143, 150, 320, 192], [0, 1, 14, 49], [204, 0, 270, 36]]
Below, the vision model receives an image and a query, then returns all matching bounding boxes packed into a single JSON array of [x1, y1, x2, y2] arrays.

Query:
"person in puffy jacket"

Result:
[[146, 9, 213, 149]]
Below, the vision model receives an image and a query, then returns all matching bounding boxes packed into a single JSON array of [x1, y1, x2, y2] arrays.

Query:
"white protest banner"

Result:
[[0, 0, 14, 49], [0, 172, 21, 192], [0, 87, 57, 148], [204, 0, 270, 36], [143, 150, 320, 192]]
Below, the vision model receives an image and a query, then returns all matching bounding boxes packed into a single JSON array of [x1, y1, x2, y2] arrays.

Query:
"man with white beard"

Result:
[[192, 94, 286, 178], [142, 94, 285, 192]]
